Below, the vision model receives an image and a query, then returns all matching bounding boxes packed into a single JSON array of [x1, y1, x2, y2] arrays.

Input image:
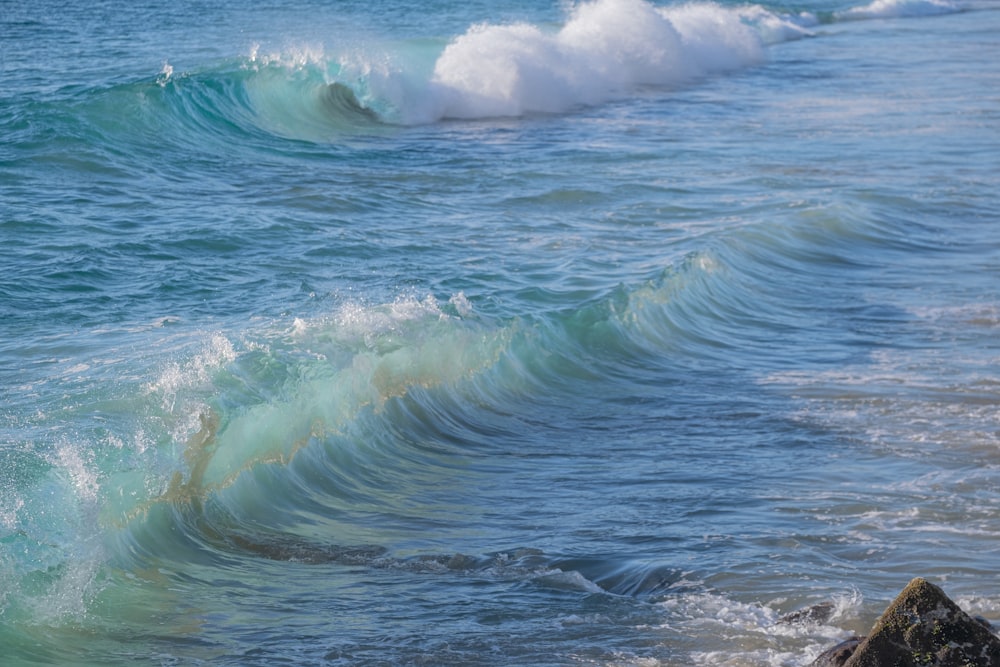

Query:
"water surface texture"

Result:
[[2, 0, 999, 664]]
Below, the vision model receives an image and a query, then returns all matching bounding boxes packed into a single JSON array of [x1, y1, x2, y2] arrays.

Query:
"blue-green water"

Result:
[[2, 0, 999, 664]]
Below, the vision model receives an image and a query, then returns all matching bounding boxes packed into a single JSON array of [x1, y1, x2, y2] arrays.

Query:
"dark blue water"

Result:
[[2, 0, 999, 664]]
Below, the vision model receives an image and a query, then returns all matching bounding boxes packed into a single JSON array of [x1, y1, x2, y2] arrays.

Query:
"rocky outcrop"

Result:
[[811, 636, 864, 667], [809, 578, 1000, 667]]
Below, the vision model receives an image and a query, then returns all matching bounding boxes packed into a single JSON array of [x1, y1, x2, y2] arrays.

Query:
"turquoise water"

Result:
[[2, 0, 999, 664]]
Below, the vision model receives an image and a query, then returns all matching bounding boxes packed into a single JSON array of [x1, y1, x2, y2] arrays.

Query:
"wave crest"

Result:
[[71, 0, 962, 142], [836, 0, 962, 20], [421, 0, 807, 121]]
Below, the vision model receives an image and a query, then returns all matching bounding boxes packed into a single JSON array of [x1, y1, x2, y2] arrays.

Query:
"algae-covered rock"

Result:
[[841, 577, 1000, 667]]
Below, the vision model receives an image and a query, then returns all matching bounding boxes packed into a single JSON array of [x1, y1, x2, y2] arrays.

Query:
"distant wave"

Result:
[[121, 0, 819, 139], [66, 0, 964, 146], [230, 0, 959, 127], [366, 0, 958, 123], [836, 0, 962, 20]]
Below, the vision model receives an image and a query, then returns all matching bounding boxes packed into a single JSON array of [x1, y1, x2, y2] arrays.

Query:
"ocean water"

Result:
[[2, 0, 999, 664]]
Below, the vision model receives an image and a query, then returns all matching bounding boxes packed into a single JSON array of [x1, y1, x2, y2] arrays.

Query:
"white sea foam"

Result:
[[836, 0, 962, 20], [146, 333, 235, 410], [737, 5, 818, 45], [12, 439, 112, 625], [51, 442, 100, 503], [392, 0, 811, 122], [660, 588, 861, 666], [449, 291, 473, 317], [331, 294, 450, 349], [0, 496, 24, 531], [156, 61, 173, 86]]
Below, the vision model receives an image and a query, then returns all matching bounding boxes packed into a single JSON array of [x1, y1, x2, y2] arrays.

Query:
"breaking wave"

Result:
[[61, 0, 965, 146]]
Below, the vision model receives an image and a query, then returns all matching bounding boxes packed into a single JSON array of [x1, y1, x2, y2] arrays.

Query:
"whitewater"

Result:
[[2, 0, 999, 664]]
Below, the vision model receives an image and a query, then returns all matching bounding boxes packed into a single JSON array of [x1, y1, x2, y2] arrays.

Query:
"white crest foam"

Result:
[[837, 0, 961, 20], [398, 0, 810, 122]]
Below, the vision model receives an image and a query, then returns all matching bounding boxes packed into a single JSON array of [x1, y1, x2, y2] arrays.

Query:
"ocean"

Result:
[[2, 0, 998, 664]]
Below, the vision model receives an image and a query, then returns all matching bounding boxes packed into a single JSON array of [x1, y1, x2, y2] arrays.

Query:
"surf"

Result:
[[1, 0, 988, 663], [46, 0, 965, 150]]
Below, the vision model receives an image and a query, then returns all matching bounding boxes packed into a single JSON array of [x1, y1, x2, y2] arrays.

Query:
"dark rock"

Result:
[[781, 601, 837, 626], [840, 577, 1000, 667], [810, 635, 864, 667]]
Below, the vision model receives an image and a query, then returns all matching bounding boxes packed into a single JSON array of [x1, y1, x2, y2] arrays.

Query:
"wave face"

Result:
[[1, 0, 994, 664]]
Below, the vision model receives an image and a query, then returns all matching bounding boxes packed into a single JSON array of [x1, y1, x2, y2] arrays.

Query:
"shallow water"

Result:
[[2, 0, 999, 664]]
